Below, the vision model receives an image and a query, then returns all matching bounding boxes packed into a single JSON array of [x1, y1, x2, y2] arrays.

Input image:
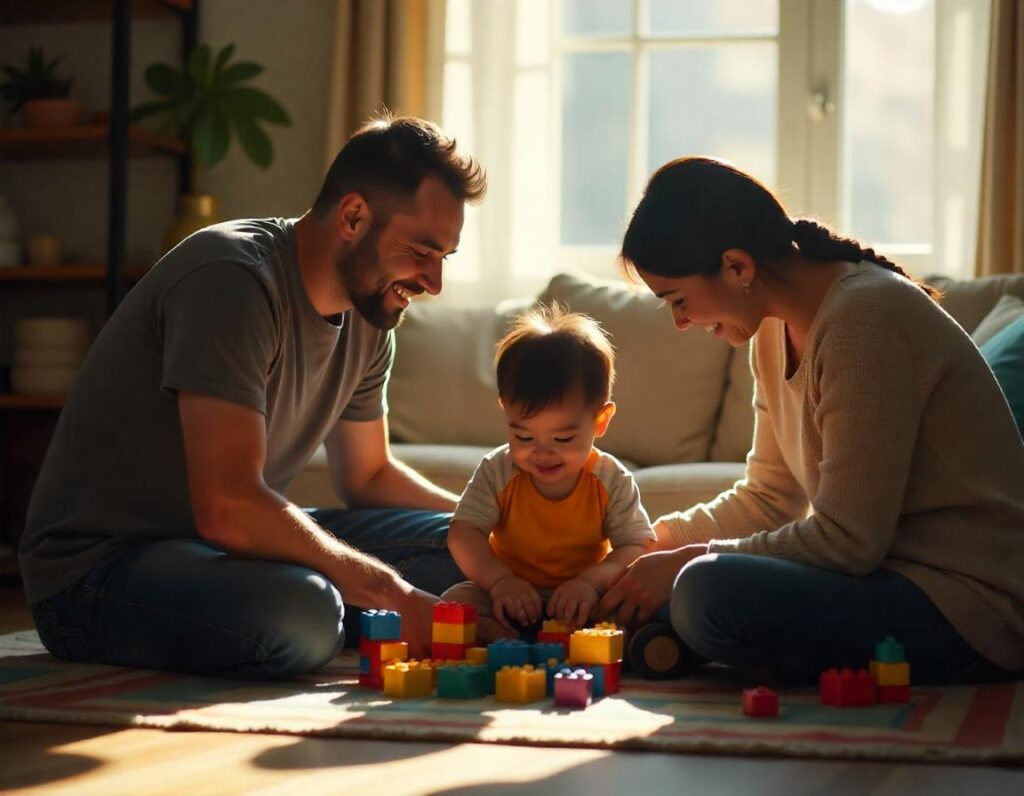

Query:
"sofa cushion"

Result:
[[972, 293, 1024, 347], [709, 343, 755, 462], [632, 462, 746, 520], [537, 272, 732, 467], [980, 316, 1024, 439], [387, 298, 532, 447], [926, 272, 1024, 334]]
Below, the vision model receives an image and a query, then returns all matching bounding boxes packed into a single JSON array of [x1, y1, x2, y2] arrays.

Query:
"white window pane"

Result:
[[647, 0, 778, 36], [562, 0, 632, 37], [843, 0, 935, 246], [517, 0, 551, 66], [512, 71, 555, 278], [648, 44, 777, 187], [561, 52, 630, 245], [445, 0, 472, 56], [441, 60, 480, 283]]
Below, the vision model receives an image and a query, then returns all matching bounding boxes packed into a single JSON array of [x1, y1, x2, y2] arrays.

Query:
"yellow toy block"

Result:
[[870, 660, 910, 686], [378, 641, 408, 663], [466, 646, 488, 665], [569, 625, 624, 665], [495, 665, 547, 703], [542, 619, 572, 634], [383, 661, 434, 698], [432, 621, 477, 645]]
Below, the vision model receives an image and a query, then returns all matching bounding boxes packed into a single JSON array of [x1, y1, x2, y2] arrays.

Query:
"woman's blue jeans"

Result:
[[31, 508, 463, 680], [669, 553, 1017, 685]]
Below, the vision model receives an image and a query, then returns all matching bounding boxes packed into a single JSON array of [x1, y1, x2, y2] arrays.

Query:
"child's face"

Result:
[[503, 395, 614, 499]]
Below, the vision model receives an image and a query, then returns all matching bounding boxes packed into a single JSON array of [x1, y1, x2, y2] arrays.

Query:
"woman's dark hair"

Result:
[[495, 305, 615, 419], [312, 112, 486, 219], [620, 156, 940, 301]]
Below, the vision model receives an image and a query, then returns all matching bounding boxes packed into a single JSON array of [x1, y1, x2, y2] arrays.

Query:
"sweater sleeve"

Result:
[[658, 336, 809, 546], [706, 302, 921, 574]]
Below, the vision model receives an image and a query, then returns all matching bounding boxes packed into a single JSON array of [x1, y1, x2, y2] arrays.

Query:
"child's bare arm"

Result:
[[578, 542, 652, 593], [447, 519, 514, 589]]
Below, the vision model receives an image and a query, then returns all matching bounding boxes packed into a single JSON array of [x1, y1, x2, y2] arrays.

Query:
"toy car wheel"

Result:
[[627, 621, 696, 679]]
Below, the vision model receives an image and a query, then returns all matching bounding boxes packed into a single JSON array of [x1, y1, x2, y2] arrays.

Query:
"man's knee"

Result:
[[669, 554, 729, 656], [260, 572, 345, 677]]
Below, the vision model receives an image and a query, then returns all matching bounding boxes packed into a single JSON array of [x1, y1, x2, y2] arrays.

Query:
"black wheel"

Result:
[[626, 621, 698, 679]]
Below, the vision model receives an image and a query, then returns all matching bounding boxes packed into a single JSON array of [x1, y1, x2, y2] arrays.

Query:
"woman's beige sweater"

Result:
[[661, 262, 1024, 671]]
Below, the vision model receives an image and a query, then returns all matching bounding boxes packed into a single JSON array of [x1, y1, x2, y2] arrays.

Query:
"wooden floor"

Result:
[[1, 585, 1021, 795]]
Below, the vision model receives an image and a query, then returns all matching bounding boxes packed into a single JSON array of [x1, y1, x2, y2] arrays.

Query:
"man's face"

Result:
[[337, 175, 464, 330]]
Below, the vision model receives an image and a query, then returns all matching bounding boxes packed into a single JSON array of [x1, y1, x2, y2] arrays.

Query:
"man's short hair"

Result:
[[495, 305, 615, 418], [312, 113, 486, 218]]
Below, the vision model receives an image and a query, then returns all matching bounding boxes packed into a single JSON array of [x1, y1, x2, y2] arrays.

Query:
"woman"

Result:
[[596, 157, 1024, 684]]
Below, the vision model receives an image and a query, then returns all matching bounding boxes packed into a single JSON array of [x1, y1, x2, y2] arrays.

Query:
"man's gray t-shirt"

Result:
[[19, 218, 393, 604]]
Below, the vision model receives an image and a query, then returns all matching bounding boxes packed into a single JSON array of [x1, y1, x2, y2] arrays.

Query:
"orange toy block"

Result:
[[383, 661, 434, 698], [568, 624, 624, 665], [495, 665, 547, 703], [433, 621, 477, 645], [870, 660, 910, 686], [466, 646, 488, 665]]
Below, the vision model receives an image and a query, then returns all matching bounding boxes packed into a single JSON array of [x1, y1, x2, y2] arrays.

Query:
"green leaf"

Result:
[[192, 101, 231, 167], [234, 115, 273, 168], [222, 87, 290, 125], [212, 43, 236, 80], [219, 62, 262, 85], [188, 44, 212, 86], [145, 63, 191, 98]]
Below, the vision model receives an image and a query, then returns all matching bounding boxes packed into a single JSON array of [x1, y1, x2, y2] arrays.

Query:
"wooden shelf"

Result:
[[0, 125, 186, 160], [0, 394, 65, 410], [0, 0, 192, 25], [0, 265, 149, 284]]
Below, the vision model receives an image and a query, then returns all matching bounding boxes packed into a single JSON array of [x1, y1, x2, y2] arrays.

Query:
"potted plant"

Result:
[[132, 43, 291, 251], [0, 46, 78, 129]]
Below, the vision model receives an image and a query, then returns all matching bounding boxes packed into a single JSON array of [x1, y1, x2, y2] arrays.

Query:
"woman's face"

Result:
[[637, 267, 760, 347]]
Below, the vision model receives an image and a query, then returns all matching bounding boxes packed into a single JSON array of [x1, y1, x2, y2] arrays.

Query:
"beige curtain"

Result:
[[324, 0, 446, 166], [976, 0, 1024, 276]]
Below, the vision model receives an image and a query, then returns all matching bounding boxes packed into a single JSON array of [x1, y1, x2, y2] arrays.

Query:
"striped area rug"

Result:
[[1, 631, 1020, 763]]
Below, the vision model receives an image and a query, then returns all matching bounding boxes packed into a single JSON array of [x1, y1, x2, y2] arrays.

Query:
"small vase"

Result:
[[162, 194, 220, 253], [21, 98, 80, 129]]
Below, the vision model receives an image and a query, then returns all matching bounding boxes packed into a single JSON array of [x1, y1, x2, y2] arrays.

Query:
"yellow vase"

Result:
[[162, 194, 220, 253]]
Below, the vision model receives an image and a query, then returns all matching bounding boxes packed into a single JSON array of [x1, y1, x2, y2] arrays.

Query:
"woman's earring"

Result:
[[742, 281, 752, 294]]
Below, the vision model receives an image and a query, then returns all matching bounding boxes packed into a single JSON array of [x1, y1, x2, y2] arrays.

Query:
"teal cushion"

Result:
[[980, 315, 1024, 440]]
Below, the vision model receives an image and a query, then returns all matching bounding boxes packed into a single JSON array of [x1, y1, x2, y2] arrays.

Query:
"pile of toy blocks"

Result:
[[820, 636, 911, 707], [358, 609, 407, 689]]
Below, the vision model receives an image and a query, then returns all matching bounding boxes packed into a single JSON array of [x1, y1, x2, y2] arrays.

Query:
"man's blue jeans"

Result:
[[31, 509, 463, 680], [669, 553, 1017, 685]]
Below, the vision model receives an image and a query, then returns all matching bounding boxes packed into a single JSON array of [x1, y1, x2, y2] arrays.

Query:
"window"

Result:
[[440, 0, 990, 305]]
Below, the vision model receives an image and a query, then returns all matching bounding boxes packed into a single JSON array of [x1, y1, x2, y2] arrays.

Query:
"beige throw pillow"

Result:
[[537, 272, 732, 467], [971, 294, 1024, 347]]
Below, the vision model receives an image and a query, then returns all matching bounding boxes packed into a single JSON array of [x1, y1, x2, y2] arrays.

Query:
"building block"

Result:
[[874, 636, 906, 664], [359, 638, 409, 678], [820, 668, 877, 707], [383, 661, 434, 698], [878, 684, 911, 703], [357, 673, 382, 688], [542, 620, 572, 634], [487, 639, 531, 678], [436, 663, 490, 699], [360, 609, 402, 641], [743, 686, 779, 718], [466, 646, 488, 665], [433, 602, 478, 625], [433, 621, 477, 645], [529, 641, 566, 666], [569, 624, 624, 665], [537, 630, 571, 652], [432, 641, 470, 661], [591, 660, 621, 695], [554, 669, 593, 708], [544, 658, 561, 695], [870, 660, 910, 686], [495, 665, 547, 703]]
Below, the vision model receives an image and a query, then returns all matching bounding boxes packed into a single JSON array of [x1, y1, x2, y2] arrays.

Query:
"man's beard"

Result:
[[336, 223, 405, 330]]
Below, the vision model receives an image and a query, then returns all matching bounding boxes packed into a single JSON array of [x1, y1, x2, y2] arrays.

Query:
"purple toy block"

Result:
[[553, 668, 593, 709]]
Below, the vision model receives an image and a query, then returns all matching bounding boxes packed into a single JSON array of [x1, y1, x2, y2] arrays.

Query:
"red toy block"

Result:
[[537, 631, 571, 654], [820, 668, 877, 707], [432, 641, 469, 660], [433, 602, 477, 625], [742, 686, 779, 718], [590, 660, 621, 695], [358, 673, 382, 689], [878, 684, 910, 703]]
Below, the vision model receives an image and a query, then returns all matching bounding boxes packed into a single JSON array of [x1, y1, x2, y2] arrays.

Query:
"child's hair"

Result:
[[494, 305, 615, 418]]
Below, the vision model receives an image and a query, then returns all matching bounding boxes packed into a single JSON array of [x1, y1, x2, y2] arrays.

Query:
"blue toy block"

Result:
[[487, 639, 531, 678], [545, 660, 564, 696], [530, 642, 565, 666], [584, 663, 606, 697], [361, 609, 402, 641], [359, 655, 371, 674], [875, 636, 905, 664], [437, 663, 490, 699]]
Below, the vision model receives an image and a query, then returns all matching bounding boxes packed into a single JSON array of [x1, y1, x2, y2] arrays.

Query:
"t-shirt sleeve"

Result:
[[160, 262, 279, 414], [340, 329, 394, 422], [595, 455, 657, 547], [451, 447, 514, 534]]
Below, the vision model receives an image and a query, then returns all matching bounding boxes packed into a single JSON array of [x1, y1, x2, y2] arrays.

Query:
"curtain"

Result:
[[324, 0, 447, 167], [976, 0, 1024, 276]]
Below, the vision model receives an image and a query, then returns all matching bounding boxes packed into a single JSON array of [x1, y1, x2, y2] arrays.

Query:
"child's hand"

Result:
[[490, 575, 543, 629], [547, 577, 600, 629]]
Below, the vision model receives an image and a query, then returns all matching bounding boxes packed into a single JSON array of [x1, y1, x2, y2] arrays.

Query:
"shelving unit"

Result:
[[0, 0, 198, 576]]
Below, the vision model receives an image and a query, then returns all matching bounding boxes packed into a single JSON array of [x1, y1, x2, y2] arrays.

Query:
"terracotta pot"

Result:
[[163, 194, 220, 253], [21, 98, 80, 129]]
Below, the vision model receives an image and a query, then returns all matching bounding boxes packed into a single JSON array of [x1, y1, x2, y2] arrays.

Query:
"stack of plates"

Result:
[[12, 317, 91, 395]]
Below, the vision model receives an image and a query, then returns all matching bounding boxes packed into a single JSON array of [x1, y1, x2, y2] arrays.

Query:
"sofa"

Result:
[[286, 270, 1024, 520]]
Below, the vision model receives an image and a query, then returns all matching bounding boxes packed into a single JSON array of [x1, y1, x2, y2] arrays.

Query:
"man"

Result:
[[19, 115, 486, 678]]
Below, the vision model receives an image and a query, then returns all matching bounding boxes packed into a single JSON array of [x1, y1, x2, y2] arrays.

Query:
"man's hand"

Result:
[[490, 575, 542, 629], [547, 576, 599, 629], [595, 545, 709, 626], [393, 585, 440, 659]]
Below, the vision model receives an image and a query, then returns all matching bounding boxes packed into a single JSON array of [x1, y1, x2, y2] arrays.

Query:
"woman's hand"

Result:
[[595, 544, 709, 626]]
